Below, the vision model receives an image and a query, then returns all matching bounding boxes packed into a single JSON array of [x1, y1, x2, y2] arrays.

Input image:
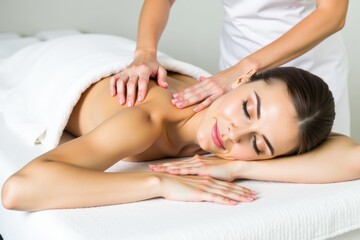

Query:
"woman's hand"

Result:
[[149, 154, 243, 182], [110, 50, 168, 106], [157, 173, 256, 205], [171, 66, 242, 112]]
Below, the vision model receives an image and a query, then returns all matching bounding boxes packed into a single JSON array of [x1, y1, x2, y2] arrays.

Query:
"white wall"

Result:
[[343, 0, 360, 142], [0, 0, 358, 141]]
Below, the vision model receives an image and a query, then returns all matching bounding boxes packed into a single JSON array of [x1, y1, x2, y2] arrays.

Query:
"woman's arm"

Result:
[[2, 108, 254, 211], [2, 108, 161, 211], [110, 0, 175, 106], [236, 134, 360, 183], [173, 0, 349, 111], [150, 134, 360, 184]]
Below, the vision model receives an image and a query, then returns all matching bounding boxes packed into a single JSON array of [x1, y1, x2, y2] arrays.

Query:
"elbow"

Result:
[[2, 175, 24, 210], [334, 18, 346, 32]]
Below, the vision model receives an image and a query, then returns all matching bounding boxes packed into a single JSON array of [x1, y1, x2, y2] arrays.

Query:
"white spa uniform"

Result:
[[219, 0, 350, 135]]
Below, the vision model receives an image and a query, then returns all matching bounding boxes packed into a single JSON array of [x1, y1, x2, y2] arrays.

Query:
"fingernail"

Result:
[[164, 82, 168, 88], [230, 200, 238, 205], [137, 95, 143, 102], [251, 190, 257, 195], [171, 98, 178, 104], [247, 197, 255, 201], [193, 106, 199, 112], [127, 101, 132, 107], [176, 102, 183, 108], [173, 93, 179, 98], [119, 97, 124, 104]]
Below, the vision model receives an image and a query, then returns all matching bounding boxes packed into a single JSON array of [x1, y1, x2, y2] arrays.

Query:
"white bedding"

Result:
[[1, 31, 360, 240]]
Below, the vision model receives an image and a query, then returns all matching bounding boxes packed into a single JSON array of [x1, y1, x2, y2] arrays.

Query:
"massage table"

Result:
[[0, 31, 360, 240]]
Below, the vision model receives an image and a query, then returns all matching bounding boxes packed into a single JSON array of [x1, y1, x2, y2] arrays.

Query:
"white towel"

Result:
[[0, 34, 210, 149]]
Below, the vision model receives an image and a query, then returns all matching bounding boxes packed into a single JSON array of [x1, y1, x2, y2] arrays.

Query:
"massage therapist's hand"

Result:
[[158, 173, 256, 205], [110, 49, 168, 106], [149, 154, 244, 182], [172, 66, 241, 112]]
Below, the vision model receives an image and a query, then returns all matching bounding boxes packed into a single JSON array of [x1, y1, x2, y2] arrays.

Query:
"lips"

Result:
[[212, 122, 225, 149]]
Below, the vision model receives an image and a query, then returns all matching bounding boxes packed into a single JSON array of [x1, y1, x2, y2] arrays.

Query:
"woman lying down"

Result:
[[2, 36, 360, 211]]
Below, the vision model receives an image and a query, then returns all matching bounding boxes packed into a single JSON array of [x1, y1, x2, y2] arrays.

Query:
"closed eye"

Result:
[[242, 100, 250, 119], [252, 136, 261, 155]]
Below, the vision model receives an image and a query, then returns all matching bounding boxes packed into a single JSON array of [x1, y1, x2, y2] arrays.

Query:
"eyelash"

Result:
[[243, 100, 261, 155], [252, 136, 261, 155], [242, 100, 250, 119]]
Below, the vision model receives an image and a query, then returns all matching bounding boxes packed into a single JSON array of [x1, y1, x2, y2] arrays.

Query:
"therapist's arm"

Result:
[[110, 0, 175, 106], [174, 0, 349, 111]]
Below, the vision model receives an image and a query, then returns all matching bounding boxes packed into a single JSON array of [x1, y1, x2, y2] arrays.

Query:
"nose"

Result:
[[227, 123, 254, 142]]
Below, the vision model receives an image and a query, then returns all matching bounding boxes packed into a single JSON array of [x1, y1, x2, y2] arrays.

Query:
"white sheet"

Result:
[[1, 33, 360, 240], [1, 112, 360, 240]]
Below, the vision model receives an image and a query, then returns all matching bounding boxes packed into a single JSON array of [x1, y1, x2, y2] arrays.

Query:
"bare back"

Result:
[[65, 72, 205, 163]]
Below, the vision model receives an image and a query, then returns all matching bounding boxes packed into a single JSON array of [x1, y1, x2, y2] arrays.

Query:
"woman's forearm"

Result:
[[2, 159, 161, 211], [235, 134, 360, 183], [136, 0, 174, 54], [237, 0, 348, 72]]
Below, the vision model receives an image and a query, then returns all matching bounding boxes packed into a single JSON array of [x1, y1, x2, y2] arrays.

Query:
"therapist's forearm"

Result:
[[235, 134, 360, 183], [136, 0, 175, 54], [236, 0, 348, 72]]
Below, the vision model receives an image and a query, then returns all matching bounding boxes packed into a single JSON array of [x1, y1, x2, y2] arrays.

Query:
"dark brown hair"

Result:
[[250, 67, 335, 154]]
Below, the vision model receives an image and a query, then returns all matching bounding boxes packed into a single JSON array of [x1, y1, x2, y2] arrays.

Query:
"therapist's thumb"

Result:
[[157, 67, 168, 88]]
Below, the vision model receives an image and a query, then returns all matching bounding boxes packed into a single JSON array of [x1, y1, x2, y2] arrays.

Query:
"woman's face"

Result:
[[197, 79, 299, 160]]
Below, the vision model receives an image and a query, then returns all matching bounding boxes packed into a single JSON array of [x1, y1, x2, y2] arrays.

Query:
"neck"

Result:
[[168, 107, 205, 151]]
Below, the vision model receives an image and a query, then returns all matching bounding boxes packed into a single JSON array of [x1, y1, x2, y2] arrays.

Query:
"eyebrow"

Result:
[[255, 91, 261, 119], [254, 90, 274, 156], [262, 135, 274, 156]]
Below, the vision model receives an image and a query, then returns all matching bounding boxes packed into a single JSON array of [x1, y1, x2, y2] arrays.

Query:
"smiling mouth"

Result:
[[212, 122, 225, 149]]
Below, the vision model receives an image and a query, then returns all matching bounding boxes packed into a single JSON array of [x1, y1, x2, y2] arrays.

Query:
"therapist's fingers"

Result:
[[126, 75, 139, 107], [137, 73, 150, 102], [156, 67, 168, 88], [109, 75, 119, 97], [193, 94, 223, 112], [173, 78, 226, 110], [172, 81, 214, 108], [116, 73, 130, 105]]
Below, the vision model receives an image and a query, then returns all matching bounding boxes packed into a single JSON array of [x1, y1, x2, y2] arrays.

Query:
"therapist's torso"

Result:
[[219, 0, 350, 135], [219, 0, 348, 102]]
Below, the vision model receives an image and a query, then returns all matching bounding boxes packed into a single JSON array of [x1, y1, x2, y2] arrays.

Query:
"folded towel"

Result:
[[0, 34, 210, 150], [0, 37, 40, 60]]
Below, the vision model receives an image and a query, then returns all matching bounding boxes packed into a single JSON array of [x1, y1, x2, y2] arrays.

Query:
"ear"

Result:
[[231, 68, 257, 89]]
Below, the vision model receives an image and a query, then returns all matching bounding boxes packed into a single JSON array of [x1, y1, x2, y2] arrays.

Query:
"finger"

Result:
[[204, 187, 255, 203], [150, 162, 203, 173], [109, 75, 119, 96], [172, 81, 207, 99], [210, 179, 255, 196], [199, 191, 238, 205], [173, 83, 213, 109], [193, 94, 220, 112], [199, 76, 208, 82], [157, 67, 168, 88], [137, 74, 150, 102], [126, 75, 139, 107], [205, 179, 256, 201], [166, 166, 204, 175], [116, 74, 129, 105]]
